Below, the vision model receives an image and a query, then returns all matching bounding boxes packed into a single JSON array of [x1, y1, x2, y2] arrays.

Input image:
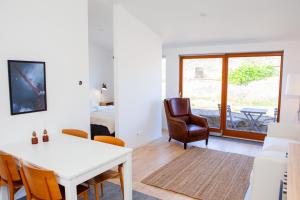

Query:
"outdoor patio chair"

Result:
[[218, 104, 239, 128], [262, 108, 278, 126], [273, 108, 278, 122]]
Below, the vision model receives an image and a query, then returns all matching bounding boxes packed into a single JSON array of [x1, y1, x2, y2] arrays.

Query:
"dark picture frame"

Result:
[[8, 60, 47, 115]]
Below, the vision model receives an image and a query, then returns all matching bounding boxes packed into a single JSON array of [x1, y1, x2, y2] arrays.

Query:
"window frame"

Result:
[[179, 51, 284, 141]]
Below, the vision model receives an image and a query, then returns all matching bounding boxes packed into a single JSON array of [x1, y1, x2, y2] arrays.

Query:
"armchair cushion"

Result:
[[187, 124, 208, 137]]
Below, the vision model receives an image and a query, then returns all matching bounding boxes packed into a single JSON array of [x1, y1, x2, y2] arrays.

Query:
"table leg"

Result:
[[243, 112, 255, 130], [123, 153, 132, 200], [248, 114, 258, 131], [252, 113, 264, 129], [0, 185, 9, 200], [64, 182, 77, 200]]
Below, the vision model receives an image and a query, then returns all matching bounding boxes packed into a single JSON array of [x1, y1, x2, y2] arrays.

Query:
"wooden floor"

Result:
[[111, 134, 263, 200]]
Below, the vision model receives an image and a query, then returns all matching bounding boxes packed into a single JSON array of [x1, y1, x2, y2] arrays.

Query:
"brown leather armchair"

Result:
[[164, 98, 209, 149]]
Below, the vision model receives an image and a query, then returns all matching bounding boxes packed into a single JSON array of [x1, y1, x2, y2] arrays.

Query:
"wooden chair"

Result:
[[0, 152, 23, 200], [20, 161, 89, 200], [62, 129, 88, 139], [89, 136, 125, 200]]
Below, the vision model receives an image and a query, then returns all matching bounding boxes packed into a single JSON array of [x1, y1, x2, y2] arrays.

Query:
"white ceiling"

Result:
[[89, 0, 300, 49]]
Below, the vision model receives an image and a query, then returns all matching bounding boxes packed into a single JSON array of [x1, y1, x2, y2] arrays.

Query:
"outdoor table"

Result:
[[240, 108, 267, 131]]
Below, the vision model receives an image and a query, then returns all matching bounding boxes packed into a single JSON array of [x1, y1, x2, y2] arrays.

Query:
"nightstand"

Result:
[[99, 101, 114, 106]]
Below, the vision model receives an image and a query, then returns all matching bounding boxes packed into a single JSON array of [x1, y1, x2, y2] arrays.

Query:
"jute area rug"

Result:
[[142, 147, 254, 200]]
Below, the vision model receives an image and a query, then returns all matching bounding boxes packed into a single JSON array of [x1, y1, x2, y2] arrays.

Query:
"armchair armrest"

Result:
[[168, 117, 188, 134], [190, 114, 209, 128], [267, 123, 300, 141]]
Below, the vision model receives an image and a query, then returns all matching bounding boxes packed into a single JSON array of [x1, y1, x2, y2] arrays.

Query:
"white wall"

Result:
[[114, 4, 162, 148], [89, 43, 114, 106], [0, 0, 90, 144], [164, 40, 300, 126]]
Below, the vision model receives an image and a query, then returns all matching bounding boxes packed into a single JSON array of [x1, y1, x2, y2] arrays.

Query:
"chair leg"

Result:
[[168, 137, 171, 142], [118, 164, 124, 199], [184, 143, 187, 149], [83, 191, 89, 200], [232, 121, 237, 128], [9, 185, 14, 200], [206, 139, 208, 146], [94, 183, 100, 200], [100, 183, 104, 196]]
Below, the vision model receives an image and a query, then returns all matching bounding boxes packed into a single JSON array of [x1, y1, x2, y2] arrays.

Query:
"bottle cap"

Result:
[[32, 131, 37, 138]]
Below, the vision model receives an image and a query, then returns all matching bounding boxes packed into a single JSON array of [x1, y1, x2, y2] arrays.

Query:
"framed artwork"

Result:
[[8, 60, 47, 115]]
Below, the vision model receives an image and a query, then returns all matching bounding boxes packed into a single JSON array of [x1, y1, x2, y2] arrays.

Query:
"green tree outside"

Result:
[[228, 64, 277, 85]]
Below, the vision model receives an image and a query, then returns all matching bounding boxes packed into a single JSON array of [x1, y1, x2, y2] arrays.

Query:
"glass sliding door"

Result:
[[225, 54, 282, 137], [180, 56, 223, 131], [180, 52, 283, 141]]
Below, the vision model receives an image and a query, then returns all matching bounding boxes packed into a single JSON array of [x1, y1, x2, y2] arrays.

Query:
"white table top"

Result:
[[0, 134, 132, 180], [240, 108, 268, 114]]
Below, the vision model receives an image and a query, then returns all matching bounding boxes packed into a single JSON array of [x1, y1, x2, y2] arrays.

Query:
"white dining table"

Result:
[[0, 134, 133, 200]]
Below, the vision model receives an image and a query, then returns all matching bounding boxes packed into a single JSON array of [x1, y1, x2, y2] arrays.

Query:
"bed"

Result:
[[90, 105, 115, 139]]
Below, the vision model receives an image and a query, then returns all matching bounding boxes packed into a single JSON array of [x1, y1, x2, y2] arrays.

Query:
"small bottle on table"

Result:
[[42, 129, 49, 142], [31, 131, 38, 144]]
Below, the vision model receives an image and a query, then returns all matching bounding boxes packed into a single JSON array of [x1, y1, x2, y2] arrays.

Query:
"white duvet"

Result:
[[90, 106, 115, 133]]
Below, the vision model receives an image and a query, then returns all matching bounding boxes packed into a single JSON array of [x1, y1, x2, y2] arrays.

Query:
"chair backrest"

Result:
[[0, 151, 21, 184], [217, 104, 232, 112], [217, 104, 233, 116], [20, 162, 62, 200], [62, 129, 88, 139], [165, 98, 191, 117], [217, 104, 221, 114], [274, 108, 278, 122], [94, 136, 125, 147]]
